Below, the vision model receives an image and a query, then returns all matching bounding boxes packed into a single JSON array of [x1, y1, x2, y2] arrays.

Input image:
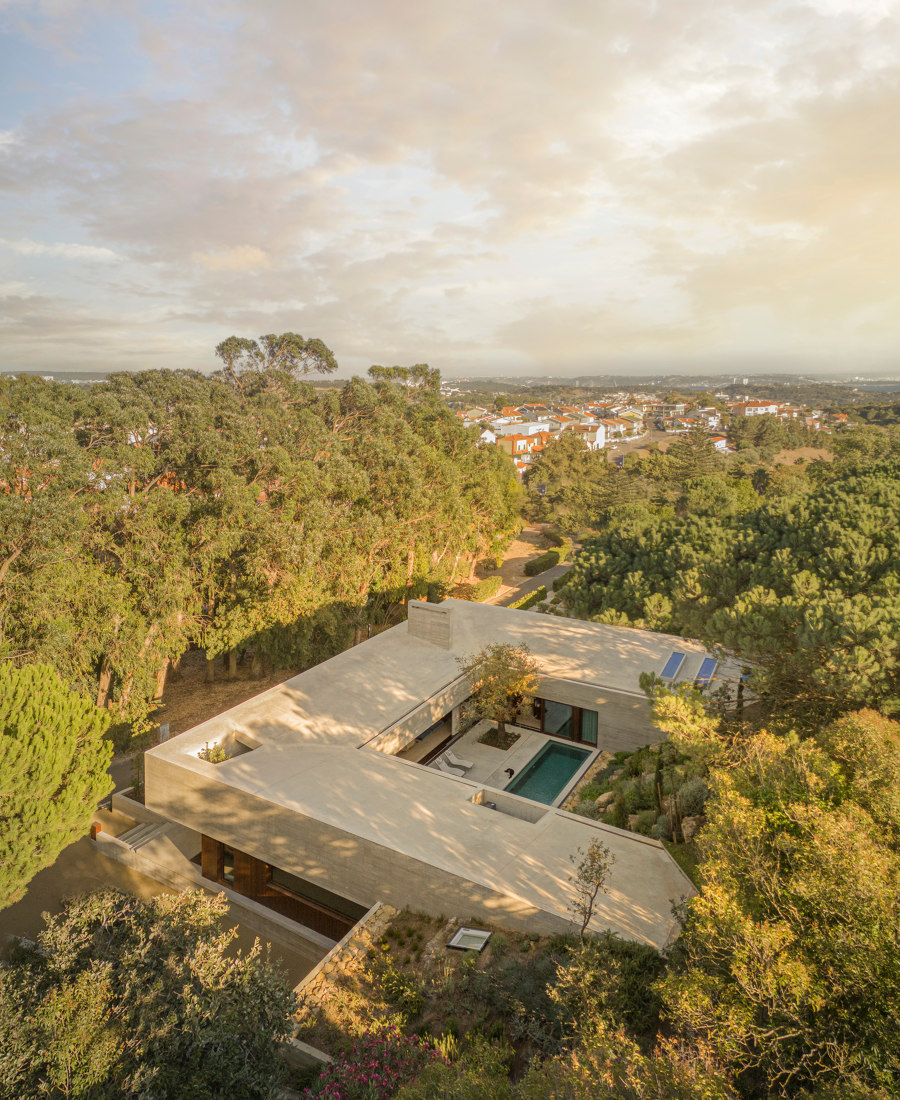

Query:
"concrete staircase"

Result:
[[118, 822, 170, 852]]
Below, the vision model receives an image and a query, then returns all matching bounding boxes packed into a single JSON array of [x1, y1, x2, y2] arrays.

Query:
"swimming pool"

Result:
[[504, 741, 592, 805]]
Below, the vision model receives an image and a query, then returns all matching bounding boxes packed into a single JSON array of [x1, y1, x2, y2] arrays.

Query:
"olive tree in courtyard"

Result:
[[457, 642, 540, 735]]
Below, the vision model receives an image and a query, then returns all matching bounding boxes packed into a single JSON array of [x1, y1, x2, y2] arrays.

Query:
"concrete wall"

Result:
[[368, 673, 657, 758], [537, 676, 659, 753], [111, 789, 171, 825], [366, 675, 469, 755], [144, 753, 574, 936], [93, 830, 335, 953], [407, 602, 452, 648]]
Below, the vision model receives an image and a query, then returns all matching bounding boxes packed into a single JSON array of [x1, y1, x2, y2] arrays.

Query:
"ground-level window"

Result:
[[199, 835, 366, 940]]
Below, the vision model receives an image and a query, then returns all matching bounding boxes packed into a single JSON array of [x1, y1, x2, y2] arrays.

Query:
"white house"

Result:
[[141, 601, 743, 950]]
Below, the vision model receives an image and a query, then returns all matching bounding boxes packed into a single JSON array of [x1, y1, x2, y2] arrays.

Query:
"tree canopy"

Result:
[[0, 663, 112, 909], [0, 361, 521, 741], [0, 890, 296, 1099], [563, 460, 900, 722], [457, 643, 540, 733], [660, 708, 900, 1096]]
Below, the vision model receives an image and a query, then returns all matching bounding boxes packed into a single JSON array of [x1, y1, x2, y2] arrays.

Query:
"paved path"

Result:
[[494, 559, 575, 606]]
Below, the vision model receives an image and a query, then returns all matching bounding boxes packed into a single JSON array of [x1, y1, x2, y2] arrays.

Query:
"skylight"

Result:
[[695, 657, 718, 686], [660, 651, 686, 680]]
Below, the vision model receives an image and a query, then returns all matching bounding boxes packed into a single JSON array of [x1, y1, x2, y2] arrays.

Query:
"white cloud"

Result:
[[0, 237, 119, 261], [192, 245, 271, 271]]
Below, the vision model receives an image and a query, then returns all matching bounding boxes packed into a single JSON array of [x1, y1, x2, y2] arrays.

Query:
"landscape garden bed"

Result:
[[477, 725, 522, 751], [564, 739, 709, 850], [293, 906, 664, 1090]]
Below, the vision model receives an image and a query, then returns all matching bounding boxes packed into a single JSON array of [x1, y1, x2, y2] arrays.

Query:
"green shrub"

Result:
[[509, 585, 547, 610], [378, 964, 425, 1022], [624, 748, 650, 778], [579, 782, 602, 801], [677, 776, 708, 816], [489, 933, 510, 959], [573, 800, 602, 819], [451, 576, 502, 601], [553, 935, 665, 1040], [623, 780, 655, 815], [107, 721, 134, 755], [653, 813, 672, 840], [634, 809, 657, 835], [551, 573, 571, 592], [198, 741, 227, 763], [524, 550, 560, 576], [472, 575, 502, 601], [610, 793, 627, 828]]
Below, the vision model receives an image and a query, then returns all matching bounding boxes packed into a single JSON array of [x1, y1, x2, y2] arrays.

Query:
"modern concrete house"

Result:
[[143, 601, 734, 950]]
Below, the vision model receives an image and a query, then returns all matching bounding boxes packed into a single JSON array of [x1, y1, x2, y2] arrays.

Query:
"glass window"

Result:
[[222, 845, 235, 885], [544, 700, 573, 739], [580, 709, 598, 745]]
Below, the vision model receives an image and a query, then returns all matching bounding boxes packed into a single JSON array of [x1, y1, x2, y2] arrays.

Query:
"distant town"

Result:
[[448, 390, 853, 477]]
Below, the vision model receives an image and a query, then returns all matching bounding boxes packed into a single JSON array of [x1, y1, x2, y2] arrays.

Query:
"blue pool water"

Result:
[[504, 741, 592, 805]]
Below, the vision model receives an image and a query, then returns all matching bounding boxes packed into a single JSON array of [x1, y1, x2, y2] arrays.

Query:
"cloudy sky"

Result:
[[1, 0, 899, 378]]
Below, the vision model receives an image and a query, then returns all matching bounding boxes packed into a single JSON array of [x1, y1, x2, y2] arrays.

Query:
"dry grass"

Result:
[[770, 446, 833, 465], [152, 648, 296, 739]]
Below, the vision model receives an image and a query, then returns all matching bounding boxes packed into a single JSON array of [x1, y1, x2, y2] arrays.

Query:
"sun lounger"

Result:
[[445, 748, 474, 771], [435, 756, 465, 777]]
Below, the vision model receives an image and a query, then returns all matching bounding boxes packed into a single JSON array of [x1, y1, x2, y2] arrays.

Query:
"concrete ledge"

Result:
[[281, 1038, 332, 1070], [111, 789, 171, 825]]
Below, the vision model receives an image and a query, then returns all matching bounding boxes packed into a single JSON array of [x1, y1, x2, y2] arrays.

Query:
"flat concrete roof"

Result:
[[165, 738, 693, 947], [151, 600, 715, 757], [146, 602, 711, 948]]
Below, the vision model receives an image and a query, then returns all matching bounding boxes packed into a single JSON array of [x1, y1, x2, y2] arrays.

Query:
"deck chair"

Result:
[[445, 747, 474, 771], [435, 755, 465, 777]]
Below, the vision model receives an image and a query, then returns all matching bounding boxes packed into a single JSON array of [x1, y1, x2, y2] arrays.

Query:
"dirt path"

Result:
[[479, 525, 547, 589], [474, 523, 576, 605]]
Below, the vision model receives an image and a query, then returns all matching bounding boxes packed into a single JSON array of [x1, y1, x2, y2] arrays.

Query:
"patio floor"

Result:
[[427, 720, 596, 802]]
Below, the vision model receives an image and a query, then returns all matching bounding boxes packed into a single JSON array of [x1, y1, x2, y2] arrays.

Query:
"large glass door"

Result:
[[579, 708, 598, 746], [533, 698, 599, 745], [543, 700, 574, 739]]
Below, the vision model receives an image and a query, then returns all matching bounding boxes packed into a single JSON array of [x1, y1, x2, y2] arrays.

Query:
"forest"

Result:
[[0, 343, 521, 744], [556, 447, 900, 724]]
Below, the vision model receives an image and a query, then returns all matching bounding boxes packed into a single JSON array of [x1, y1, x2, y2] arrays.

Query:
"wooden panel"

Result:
[[234, 848, 269, 898], [200, 835, 222, 882]]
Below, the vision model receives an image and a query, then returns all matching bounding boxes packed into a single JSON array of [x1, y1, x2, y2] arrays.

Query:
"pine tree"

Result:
[[0, 664, 113, 909]]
